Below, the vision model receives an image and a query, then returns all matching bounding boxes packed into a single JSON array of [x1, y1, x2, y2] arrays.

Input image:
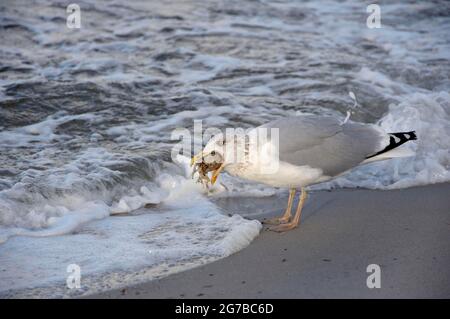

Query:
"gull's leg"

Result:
[[269, 187, 307, 232], [263, 188, 296, 225]]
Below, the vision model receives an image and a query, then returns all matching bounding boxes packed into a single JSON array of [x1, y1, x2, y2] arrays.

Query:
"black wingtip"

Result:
[[408, 131, 417, 140], [366, 130, 417, 159], [389, 131, 417, 141]]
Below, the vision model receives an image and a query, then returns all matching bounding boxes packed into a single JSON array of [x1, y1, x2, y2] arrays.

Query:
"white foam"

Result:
[[0, 155, 261, 297], [110, 186, 167, 215], [0, 113, 99, 147]]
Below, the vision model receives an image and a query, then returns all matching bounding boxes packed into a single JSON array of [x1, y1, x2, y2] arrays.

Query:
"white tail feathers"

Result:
[[362, 147, 415, 164]]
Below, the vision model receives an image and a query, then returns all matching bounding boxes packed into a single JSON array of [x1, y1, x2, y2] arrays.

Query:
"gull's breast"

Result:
[[226, 161, 332, 188]]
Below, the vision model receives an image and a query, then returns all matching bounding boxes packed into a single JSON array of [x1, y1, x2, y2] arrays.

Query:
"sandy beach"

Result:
[[88, 182, 450, 299]]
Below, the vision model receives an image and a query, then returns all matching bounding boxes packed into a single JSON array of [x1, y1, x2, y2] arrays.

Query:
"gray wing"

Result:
[[262, 115, 387, 177]]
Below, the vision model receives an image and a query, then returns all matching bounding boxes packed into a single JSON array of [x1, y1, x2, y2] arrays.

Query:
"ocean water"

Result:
[[0, 0, 449, 297]]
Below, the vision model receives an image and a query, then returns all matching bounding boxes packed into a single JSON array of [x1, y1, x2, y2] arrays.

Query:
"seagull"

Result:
[[191, 115, 417, 232]]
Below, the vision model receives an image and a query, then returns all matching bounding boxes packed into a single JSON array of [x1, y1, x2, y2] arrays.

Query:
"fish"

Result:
[[191, 160, 222, 189]]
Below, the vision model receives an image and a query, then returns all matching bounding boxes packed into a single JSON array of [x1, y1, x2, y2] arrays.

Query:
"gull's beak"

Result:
[[190, 151, 203, 166], [211, 163, 225, 185]]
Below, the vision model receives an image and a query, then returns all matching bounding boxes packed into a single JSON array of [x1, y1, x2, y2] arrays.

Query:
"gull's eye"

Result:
[[210, 151, 216, 156]]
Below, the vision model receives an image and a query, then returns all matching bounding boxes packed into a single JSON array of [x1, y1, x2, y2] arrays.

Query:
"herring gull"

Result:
[[191, 115, 417, 232]]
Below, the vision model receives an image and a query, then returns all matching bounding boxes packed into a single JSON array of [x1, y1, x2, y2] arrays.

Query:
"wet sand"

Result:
[[88, 183, 450, 298]]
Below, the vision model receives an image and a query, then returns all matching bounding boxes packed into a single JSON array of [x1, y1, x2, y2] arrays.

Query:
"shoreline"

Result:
[[87, 182, 450, 298]]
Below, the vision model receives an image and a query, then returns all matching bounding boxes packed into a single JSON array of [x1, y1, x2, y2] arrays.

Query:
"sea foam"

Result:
[[0, 155, 261, 297]]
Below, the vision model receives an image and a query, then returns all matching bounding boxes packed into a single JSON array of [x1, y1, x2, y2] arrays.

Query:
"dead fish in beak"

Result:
[[191, 151, 224, 188]]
